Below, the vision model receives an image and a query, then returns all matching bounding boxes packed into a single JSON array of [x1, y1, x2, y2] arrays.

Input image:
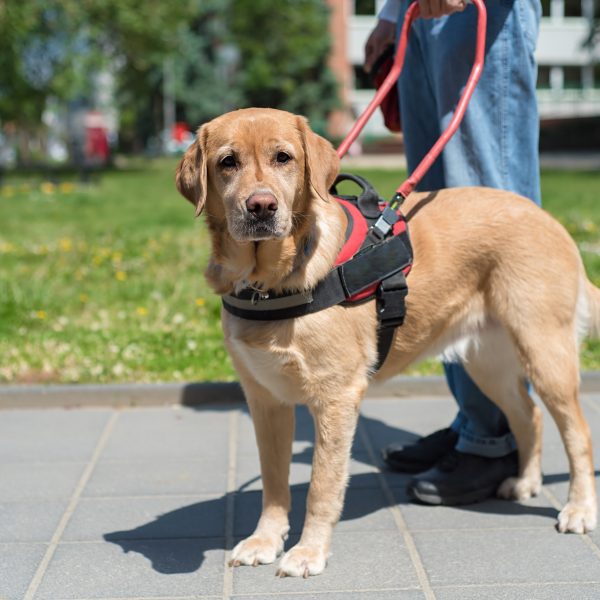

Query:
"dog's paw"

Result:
[[230, 534, 285, 567], [557, 502, 597, 534], [276, 545, 327, 578], [497, 475, 541, 501]]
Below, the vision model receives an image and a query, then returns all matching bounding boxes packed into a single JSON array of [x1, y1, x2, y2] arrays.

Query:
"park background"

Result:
[[1, 0, 600, 385]]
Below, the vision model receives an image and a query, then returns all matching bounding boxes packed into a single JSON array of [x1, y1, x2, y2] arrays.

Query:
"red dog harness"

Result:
[[222, 174, 412, 370]]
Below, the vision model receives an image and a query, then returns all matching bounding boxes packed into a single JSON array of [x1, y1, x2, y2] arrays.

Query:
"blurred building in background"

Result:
[[328, 0, 600, 148]]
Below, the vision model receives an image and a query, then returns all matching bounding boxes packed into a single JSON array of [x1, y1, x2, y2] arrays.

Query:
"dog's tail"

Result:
[[583, 277, 600, 340]]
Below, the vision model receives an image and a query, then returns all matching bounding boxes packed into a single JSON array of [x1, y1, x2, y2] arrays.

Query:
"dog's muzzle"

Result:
[[232, 191, 287, 240]]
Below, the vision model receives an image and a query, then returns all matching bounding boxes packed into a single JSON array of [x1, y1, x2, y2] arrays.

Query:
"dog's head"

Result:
[[175, 108, 339, 242]]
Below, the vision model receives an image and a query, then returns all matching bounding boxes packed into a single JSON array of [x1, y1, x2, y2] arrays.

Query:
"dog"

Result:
[[176, 107, 598, 578]]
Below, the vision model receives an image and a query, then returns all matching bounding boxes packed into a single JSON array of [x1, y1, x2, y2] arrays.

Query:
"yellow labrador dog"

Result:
[[176, 107, 598, 577]]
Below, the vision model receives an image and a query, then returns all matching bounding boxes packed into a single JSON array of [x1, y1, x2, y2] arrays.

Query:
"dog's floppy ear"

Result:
[[175, 126, 207, 217], [297, 116, 340, 202]]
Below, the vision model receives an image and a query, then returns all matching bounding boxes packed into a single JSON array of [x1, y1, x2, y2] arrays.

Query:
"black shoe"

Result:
[[406, 450, 519, 506], [382, 428, 459, 474]]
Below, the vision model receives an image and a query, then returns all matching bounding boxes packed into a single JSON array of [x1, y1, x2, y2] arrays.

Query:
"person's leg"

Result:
[[381, 2, 466, 474], [385, 1, 541, 490], [428, 0, 541, 458]]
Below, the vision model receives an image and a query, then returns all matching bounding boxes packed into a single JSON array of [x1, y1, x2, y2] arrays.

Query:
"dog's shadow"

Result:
[[103, 406, 579, 575]]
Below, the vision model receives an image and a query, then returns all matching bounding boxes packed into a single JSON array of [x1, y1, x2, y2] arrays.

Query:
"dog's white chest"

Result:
[[229, 338, 307, 404]]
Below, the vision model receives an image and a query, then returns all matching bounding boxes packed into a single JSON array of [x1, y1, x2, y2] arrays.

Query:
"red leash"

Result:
[[337, 0, 488, 208]]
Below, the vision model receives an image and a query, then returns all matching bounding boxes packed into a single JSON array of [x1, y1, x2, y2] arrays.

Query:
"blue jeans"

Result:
[[397, 0, 541, 457]]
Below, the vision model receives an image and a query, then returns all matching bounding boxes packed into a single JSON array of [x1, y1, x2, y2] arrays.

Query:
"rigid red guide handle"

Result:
[[337, 0, 487, 206]]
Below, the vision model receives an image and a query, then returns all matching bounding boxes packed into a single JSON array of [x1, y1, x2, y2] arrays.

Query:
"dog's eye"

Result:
[[220, 155, 237, 169], [275, 152, 292, 164]]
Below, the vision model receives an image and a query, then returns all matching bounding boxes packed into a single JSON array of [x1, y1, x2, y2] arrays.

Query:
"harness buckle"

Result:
[[377, 271, 408, 328], [372, 206, 400, 239]]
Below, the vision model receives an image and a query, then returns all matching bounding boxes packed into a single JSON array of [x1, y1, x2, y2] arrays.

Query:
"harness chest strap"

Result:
[[222, 231, 411, 320], [221, 230, 412, 371]]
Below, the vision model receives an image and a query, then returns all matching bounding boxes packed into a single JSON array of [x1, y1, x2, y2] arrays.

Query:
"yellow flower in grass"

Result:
[[1, 186, 14, 197], [195, 298, 205, 307], [112, 251, 123, 264], [0, 242, 16, 254], [59, 182, 76, 193], [58, 238, 73, 252], [136, 306, 148, 316], [79, 293, 89, 303], [34, 310, 47, 320], [40, 182, 55, 194], [115, 270, 127, 281]]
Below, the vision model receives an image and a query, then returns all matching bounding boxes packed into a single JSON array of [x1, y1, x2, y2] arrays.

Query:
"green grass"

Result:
[[1, 161, 600, 383]]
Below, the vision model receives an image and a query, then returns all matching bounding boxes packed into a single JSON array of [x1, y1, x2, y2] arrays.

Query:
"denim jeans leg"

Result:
[[397, 0, 541, 456]]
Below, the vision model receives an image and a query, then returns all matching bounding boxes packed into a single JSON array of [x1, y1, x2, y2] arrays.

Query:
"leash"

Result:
[[336, 0, 487, 209]]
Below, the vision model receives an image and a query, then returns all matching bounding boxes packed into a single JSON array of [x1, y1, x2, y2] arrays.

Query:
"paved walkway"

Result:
[[3, 391, 600, 599]]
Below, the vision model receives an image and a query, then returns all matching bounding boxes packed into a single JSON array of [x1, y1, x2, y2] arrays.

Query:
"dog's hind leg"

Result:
[[459, 325, 544, 502], [230, 380, 294, 567], [277, 383, 365, 578], [522, 327, 597, 533]]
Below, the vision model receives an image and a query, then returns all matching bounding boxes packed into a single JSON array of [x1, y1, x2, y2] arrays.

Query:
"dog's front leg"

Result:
[[278, 394, 362, 578], [231, 389, 294, 567]]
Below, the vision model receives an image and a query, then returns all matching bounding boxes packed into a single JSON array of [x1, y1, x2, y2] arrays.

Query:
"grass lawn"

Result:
[[1, 159, 600, 384]]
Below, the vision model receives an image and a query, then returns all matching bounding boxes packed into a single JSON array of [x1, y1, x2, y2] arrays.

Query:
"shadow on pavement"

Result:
[[103, 406, 586, 575]]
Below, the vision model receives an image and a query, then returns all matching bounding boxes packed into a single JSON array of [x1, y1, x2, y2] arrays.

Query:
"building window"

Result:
[[355, 0, 376, 15], [563, 65, 583, 89], [537, 65, 551, 89], [564, 0, 583, 17], [541, 0, 551, 17], [353, 65, 375, 90]]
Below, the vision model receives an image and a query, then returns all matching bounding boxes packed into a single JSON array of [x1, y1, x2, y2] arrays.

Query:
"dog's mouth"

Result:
[[228, 214, 291, 242]]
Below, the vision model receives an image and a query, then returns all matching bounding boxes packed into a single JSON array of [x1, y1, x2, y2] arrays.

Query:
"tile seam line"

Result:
[[23, 409, 121, 600], [431, 580, 600, 589], [357, 417, 436, 600], [540, 485, 600, 561], [222, 409, 239, 600], [49, 589, 421, 600]]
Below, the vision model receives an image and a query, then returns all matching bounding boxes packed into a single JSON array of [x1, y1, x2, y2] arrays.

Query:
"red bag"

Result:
[[371, 46, 401, 133]]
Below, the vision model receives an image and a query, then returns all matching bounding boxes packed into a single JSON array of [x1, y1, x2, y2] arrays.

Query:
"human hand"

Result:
[[364, 19, 396, 74], [418, 0, 467, 19]]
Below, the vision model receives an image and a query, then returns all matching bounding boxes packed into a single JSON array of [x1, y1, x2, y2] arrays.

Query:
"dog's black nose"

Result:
[[246, 192, 278, 219]]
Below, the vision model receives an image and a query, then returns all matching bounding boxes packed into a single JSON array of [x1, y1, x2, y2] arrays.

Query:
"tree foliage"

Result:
[[229, 0, 339, 131], [0, 0, 339, 152]]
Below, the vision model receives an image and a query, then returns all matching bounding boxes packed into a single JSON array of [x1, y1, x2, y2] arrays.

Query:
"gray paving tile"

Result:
[[0, 500, 67, 542], [359, 397, 457, 448], [0, 543, 47, 600], [397, 494, 558, 531], [101, 406, 231, 460], [0, 409, 111, 462], [434, 582, 600, 600], [35, 539, 224, 598], [0, 462, 85, 501], [232, 530, 419, 594], [234, 486, 393, 538], [413, 528, 600, 586], [232, 592, 424, 599], [85, 457, 228, 497], [63, 495, 226, 541]]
